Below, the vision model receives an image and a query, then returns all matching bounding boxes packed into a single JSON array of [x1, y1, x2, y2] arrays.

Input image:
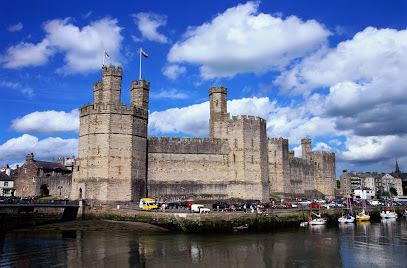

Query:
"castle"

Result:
[[71, 65, 336, 203]]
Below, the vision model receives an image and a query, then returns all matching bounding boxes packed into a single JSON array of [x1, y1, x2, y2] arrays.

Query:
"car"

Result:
[[309, 202, 323, 208], [167, 202, 179, 209], [212, 201, 228, 209], [298, 200, 312, 206], [191, 204, 210, 213]]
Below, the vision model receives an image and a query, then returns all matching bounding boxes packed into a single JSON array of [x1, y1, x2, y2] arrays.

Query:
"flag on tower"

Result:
[[141, 49, 148, 58], [104, 50, 110, 58]]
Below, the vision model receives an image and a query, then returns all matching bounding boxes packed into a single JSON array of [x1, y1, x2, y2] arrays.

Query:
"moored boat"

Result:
[[309, 212, 327, 225], [356, 209, 370, 221], [338, 214, 355, 223], [380, 209, 398, 219]]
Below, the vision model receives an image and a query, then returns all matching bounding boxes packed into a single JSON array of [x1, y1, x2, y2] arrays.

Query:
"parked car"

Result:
[[212, 201, 228, 209], [191, 204, 210, 213], [309, 202, 323, 208]]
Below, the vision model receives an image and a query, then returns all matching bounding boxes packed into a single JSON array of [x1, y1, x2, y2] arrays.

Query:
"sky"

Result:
[[1, 0, 406, 178]]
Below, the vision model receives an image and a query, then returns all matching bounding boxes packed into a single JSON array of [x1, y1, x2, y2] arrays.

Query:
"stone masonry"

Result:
[[72, 65, 336, 203]]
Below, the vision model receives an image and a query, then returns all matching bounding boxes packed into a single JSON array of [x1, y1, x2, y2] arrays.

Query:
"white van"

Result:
[[191, 204, 210, 213]]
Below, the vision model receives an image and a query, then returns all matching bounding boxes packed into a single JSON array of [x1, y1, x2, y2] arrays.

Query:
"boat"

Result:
[[338, 214, 355, 223], [309, 212, 327, 225], [380, 209, 398, 219], [356, 209, 370, 221], [338, 197, 355, 223]]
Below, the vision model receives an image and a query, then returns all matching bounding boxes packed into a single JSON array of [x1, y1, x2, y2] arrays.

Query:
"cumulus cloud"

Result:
[[150, 89, 188, 100], [11, 109, 79, 135], [132, 12, 169, 43], [0, 39, 54, 68], [167, 1, 330, 79], [1, 17, 123, 73], [163, 64, 186, 79], [8, 22, 23, 32], [0, 134, 78, 164]]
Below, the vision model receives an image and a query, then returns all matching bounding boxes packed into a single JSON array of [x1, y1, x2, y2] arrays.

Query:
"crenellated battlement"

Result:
[[93, 81, 102, 91], [230, 114, 266, 125], [79, 103, 148, 118], [209, 85, 227, 96], [268, 137, 289, 145], [148, 135, 228, 155], [102, 64, 123, 76], [131, 79, 150, 89]]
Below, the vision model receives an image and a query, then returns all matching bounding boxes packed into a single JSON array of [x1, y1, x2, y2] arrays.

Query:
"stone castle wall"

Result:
[[72, 65, 336, 203]]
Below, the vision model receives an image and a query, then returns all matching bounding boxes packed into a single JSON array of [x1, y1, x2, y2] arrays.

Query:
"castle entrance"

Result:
[[40, 184, 49, 196]]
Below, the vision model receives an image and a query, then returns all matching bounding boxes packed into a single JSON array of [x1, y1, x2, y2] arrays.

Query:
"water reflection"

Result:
[[1, 221, 407, 267]]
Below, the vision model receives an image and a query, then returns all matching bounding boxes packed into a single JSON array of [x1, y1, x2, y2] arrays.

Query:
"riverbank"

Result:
[[13, 219, 169, 233]]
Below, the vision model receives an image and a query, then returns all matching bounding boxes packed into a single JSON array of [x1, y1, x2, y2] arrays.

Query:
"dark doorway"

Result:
[[40, 184, 50, 196], [79, 187, 82, 199]]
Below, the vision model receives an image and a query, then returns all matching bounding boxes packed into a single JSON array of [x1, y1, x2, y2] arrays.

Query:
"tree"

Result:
[[390, 187, 398, 196], [336, 180, 340, 189]]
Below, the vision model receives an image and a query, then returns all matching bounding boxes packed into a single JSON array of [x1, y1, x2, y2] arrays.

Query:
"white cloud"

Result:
[[0, 134, 78, 164], [44, 18, 123, 73], [167, 1, 330, 79], [132, 12, 169, 43], [11, 109, 79, 135], [276, 27, 407, 96], [0, 39, 53, 68], [8, 22, 23, 32], [163, 64, 186, 79], [150, 89, 188, 100], [340, 135, 407, 164], [1, 18, 123, 73]]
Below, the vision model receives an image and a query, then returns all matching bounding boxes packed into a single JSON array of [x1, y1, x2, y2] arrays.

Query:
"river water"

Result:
[[1, 218, 406, 267]]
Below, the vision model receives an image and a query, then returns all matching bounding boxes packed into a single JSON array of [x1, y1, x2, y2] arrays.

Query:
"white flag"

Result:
[[104, 50, 110, 58]]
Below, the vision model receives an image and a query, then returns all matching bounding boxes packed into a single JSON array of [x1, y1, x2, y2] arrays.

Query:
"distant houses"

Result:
[[340, 166, 405, 199]]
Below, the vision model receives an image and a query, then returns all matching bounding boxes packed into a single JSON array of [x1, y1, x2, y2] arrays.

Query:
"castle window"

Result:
[[77, 166, 80, 171], [233, 154, 236, 164]]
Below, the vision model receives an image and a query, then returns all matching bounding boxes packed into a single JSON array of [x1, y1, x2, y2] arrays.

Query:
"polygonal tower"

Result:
[[71, 65, 149, 203]]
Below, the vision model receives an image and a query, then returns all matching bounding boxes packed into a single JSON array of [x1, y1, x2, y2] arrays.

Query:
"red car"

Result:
[[309, 202, 323, 208]]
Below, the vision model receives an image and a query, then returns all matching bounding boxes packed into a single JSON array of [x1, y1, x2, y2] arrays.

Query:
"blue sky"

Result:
[[1, 0, 406, 177]]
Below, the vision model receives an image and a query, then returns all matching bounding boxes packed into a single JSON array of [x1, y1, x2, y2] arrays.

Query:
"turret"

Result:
[[301, 138, 312, 160], [130, 79, 150, 110], [93, 64, 123, 104], [209, 86, 228, 138]]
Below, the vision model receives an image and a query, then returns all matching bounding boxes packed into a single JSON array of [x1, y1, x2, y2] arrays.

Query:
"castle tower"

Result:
[[209, 86, 229, 139], [131, 79, 150, 109], [72, 65, 149, 203], [301, 138, 312, 160]]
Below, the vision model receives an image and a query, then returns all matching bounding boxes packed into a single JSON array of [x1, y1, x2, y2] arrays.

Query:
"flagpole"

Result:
[[139, 48, 142, 80]]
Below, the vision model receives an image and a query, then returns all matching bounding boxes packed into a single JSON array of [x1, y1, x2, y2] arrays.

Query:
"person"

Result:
[[243, 204, 247, 213], [250, 205, 254, 213], [187, 202, 192, 213], [161, 203, 166, 212]]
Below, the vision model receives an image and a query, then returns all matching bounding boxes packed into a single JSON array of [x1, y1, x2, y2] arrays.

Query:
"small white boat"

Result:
[[356, 209, 370, 221], [380, 210, 398, 219], [309, 213, 327, 225], [338, 214, 355, 223]]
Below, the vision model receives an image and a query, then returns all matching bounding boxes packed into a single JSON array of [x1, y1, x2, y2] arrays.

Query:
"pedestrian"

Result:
[[243, 204, 247, 213], [250, 205, 254, 213]]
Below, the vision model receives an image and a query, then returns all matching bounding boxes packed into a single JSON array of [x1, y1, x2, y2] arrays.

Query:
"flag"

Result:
[[104, 50, 110, 58], [141, 49, 148, 58]]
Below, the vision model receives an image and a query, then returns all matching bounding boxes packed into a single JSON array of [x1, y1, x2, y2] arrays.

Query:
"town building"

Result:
[[13, 153, 73, 198], [71, 65, 336, 203], [0, 164, 15, 197]]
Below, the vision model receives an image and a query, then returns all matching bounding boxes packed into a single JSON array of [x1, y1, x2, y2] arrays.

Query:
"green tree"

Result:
[[390, 187, 398, 196]]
